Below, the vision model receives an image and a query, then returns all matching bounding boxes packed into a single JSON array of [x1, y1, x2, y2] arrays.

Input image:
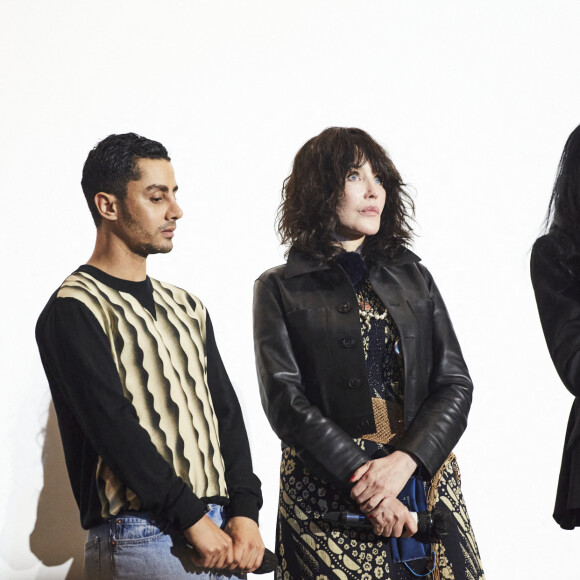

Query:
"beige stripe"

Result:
[[57, 272, 228, 516], [153, 280, 226, 494]]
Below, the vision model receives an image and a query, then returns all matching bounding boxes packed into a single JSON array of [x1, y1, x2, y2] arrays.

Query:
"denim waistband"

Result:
[[88, 503, 223, 539], [112, 511, 167, 526], [86, 511, 165, 542]]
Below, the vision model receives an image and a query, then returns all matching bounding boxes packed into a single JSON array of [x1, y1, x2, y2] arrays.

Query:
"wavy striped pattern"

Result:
[[58, 272, 227, 518]]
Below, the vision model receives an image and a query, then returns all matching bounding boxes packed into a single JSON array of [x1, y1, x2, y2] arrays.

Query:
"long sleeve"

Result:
[[36, 296, 207, 530], [531, 234, 580, 397], [205, 313, 262, 522], [253, 278, 370, 485], [395, 265, 473, 476]]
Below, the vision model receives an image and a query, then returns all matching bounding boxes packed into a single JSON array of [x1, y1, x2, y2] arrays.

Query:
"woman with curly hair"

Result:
[[532, 124, 580, 530], [253, 127, 484, 579]]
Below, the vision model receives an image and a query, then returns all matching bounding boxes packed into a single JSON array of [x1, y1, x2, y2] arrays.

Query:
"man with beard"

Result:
[[36, 133, 264, 579]]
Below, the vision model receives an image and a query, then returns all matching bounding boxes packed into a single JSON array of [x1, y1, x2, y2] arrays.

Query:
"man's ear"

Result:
[[94, 192, 119, 222]]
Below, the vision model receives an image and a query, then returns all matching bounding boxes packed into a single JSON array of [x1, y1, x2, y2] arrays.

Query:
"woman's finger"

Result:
[[349, 461, 371, 484], [391, 518, 405, 538], [360, 496, 383, 513], [350, 481, 369, 502], [402, 524, 415, 538], [403, 511, 418, 536]]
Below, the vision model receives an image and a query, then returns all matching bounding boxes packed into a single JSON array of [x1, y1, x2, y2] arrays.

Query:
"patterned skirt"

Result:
[[276, 448, 484, 580]]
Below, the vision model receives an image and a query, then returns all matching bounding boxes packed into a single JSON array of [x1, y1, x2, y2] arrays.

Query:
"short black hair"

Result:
[[81, 133, 170, 226]]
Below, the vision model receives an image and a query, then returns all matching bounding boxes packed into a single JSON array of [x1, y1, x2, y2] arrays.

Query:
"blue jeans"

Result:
[[83, 504, 246, 580]]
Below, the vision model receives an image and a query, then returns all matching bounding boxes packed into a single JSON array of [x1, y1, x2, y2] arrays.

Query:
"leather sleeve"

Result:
[[395, 264, 474, 476], [253, 278, 370, 484], [531, 235, 580, 397]]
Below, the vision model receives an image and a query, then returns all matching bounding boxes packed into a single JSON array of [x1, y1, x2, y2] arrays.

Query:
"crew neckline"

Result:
[[77, 264, 156, 317]]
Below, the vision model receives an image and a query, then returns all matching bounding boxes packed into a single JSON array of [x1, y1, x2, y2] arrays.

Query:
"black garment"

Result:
[[253, 247, 473, 486], [531, 234, 580, 529], [274, 254, 429, 579], [36, 265, 262, 531]]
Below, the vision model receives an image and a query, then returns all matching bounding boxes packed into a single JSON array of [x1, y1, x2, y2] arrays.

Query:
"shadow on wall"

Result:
[[30, 403, 85, 580]]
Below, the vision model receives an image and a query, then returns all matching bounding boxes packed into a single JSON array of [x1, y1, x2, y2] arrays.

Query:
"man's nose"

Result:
[[168, 197, 183, 220]]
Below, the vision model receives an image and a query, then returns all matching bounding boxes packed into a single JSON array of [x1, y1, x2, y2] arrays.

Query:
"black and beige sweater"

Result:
[[36, 265, 261, 531]]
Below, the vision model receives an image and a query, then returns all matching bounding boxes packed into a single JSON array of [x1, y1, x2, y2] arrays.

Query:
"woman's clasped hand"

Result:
[[350, 451, 418, 538]]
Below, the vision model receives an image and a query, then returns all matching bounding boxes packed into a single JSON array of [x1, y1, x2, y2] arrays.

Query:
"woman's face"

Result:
[[336, 161, 386, 250]]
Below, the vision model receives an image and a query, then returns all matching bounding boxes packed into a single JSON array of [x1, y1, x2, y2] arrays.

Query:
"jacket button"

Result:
[[337, 302, 352, 313], [348, 377, 361, 389], [341, 337, 356, 348], [394, 339, 401, 356], [358, 419, 370, 430]]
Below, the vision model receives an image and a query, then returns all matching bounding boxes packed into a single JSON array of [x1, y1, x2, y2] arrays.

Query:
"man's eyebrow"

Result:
[[144, 184, 179, 193]]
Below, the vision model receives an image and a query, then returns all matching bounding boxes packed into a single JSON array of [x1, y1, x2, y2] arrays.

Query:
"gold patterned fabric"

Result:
[[276, 448, 485, 580], [277, 447, 419, 580], [362, 398, 404, 445], [356, 278, 405, 446], [428, 455, 485, 580]]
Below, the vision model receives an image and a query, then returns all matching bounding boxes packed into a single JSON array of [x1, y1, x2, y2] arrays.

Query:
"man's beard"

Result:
[[131, 240, 172, 258], [118, 202, 174, 258]]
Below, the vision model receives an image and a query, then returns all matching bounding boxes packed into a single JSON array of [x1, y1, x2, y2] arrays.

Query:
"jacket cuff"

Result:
[[294, 444, 370, 487], [344, 454, 370, 483], [395, 433, 447, 477], [226, 493, 261, 524]]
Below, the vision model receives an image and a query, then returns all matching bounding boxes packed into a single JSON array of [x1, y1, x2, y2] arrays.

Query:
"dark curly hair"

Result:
[[277, 127, 414, 261], [81, 133, 170, 226]]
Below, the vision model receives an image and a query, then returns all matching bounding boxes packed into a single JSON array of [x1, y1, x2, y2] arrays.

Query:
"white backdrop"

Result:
[[1, 1, 579, 578]]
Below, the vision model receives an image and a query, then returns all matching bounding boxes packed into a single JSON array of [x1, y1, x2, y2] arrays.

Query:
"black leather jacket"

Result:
[[531, 234, 580, 529], [253, 247, 473, 485]]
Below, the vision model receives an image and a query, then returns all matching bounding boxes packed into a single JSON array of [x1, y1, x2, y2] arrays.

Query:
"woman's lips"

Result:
[[361, 206, 380, 215]]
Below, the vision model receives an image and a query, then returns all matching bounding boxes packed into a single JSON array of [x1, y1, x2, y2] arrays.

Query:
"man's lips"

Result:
[[162, 227, 176, 238]]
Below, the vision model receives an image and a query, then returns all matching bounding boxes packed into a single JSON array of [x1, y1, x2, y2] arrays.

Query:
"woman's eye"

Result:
[[347, 173, 359, 181], [374, 177, 383, 185], [151, 197, 162, 202]]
